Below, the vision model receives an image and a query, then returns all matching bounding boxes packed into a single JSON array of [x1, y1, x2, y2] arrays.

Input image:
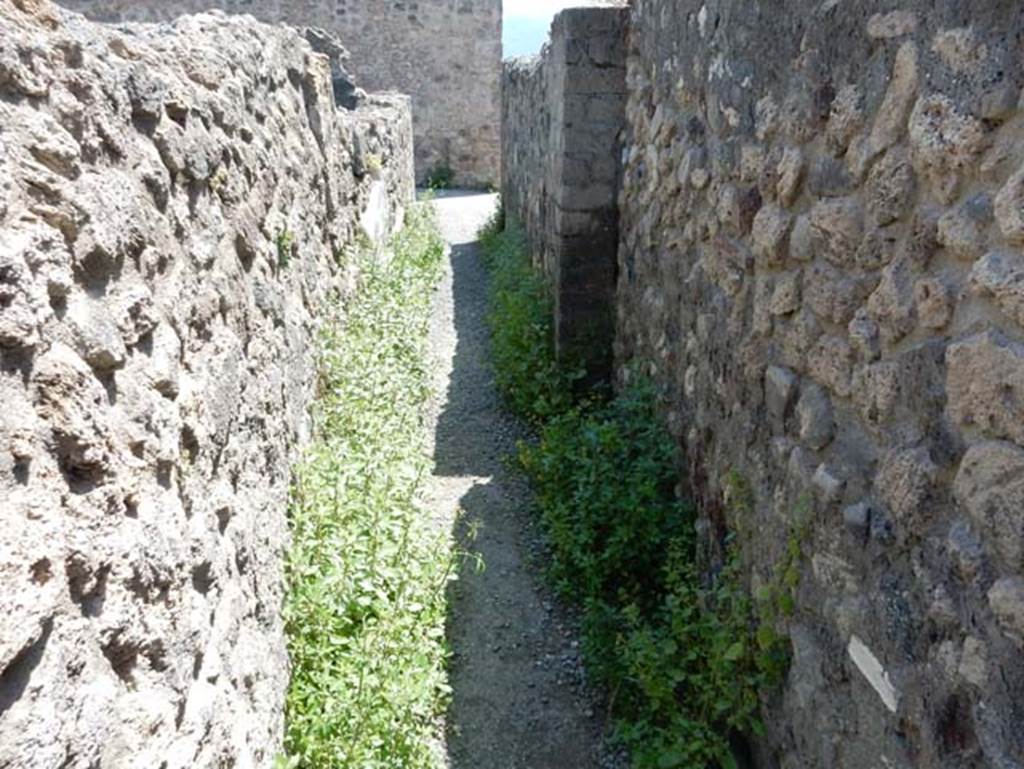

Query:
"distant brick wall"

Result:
[[502, 6, 628, 382], [58, 0, 502, 188]]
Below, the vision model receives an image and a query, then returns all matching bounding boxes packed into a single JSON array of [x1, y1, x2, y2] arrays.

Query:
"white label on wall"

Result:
[[848, 635, 899, 713]]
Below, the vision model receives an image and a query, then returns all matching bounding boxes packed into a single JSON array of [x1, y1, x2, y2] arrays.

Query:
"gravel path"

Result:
[[423, 191, 618, 769]]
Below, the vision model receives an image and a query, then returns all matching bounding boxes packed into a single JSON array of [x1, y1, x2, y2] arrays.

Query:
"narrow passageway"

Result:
[[423, 191, 613, 769]]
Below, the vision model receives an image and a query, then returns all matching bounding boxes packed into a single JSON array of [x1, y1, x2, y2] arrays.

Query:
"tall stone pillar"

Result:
[[548, 7, 628, 384]]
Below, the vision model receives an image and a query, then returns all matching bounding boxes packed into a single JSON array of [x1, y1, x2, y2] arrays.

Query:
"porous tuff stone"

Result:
[[502, 0, 1024, 766], [988, 578, 1024, 650], [57, 0, 501, 188], [946, 330, 1024, 446], [954, 441, 1024, 573], [0, 2, 413, 767]]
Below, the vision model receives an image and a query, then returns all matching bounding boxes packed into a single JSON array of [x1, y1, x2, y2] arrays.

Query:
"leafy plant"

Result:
[[425, 164, 455, 190], [521, 391, 792, 768], [365, 152, 383, 175], [283, 203, 457, 768], [479, 212, 795, 769], [519, 381, 687, 608], [479, 215, 581, 423], [277, 228, 294, 269]]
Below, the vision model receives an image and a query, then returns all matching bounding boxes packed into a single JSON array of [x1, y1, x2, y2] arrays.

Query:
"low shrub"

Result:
[[479, 215, 581, 422], [425, 164, 455, 190], [480, 214, 793, 769]]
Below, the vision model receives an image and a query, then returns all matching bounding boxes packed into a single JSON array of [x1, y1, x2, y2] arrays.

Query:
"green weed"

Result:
[[277, 228, 294, 269], [479, 215, 581, 423], [425, 164, 455, 190], [282, 203, 452, 769], [480, 215, 794, 769], [365, 153, 383, 175]]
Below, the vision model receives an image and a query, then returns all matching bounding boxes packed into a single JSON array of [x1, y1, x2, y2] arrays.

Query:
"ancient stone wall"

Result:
[[503, 1, 1024, 766], [0, 2, 413, 766], [57, 0, 502, 188], [502, 54, 552, 274], [615, 2, 1024, 767], [502, 5, 628, 380]]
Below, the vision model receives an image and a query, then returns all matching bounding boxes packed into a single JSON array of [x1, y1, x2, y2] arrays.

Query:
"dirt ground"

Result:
[[423, 192, 624, 769]]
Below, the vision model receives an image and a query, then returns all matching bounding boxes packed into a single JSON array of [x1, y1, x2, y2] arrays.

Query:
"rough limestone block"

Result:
[[32, 342, 116, 483], [969, 250, 1024, 327], [866, 148, 915, 226], [867, 258, 916, 346], [852, 361, 901, 426], [776, 146, 804, 206], [810, 197, 863, 267], [780, 307, 823, 370], [931, 27, 987, 74], [788, 214, 814, 262], [67, 296, 128, 372], [954, 441, 1024, 571], [937, 193, 992, 261], [913, 277, 953, 330], [908, 93, 988, 203], [848, 309, 882, 362], [769, 271, 801, 316], [808, 335, 854, 398], [947, 518, 987, 583], [804, 262, 873, 326], [875, 446, 938, 529], [826, 84, 864, 155], [796, 383, 835, 450], [988, 578, 1024, 649], [765, 365, 798, 423], [946, 330, 1024, 445], [812, 463, 845, 505], [958, 636, 988, 687], [994, 161, 1024, 245], [843, 502, 872, 539], [868, 42, 918, 156], [751, 204, 792, 267]]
